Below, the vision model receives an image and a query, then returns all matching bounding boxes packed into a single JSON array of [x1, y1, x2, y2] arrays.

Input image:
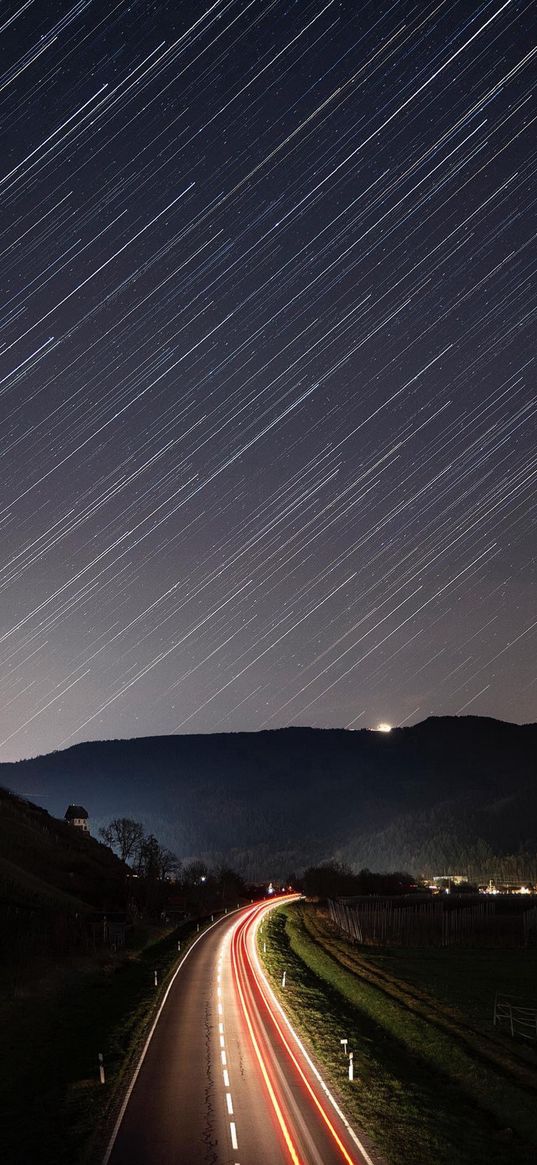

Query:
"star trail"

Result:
[[1, 0, 536, 759]]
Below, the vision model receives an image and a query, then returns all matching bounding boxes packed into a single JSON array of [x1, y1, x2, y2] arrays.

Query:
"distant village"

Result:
[[428, 873, 536, 896]]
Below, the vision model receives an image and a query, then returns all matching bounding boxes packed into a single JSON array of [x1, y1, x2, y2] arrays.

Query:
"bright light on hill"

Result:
[[376, 722, 392, 733]]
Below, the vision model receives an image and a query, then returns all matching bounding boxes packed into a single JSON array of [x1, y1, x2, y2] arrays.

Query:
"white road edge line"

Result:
[[252, 903, 376, 1165], [102, 907, 244, 1165]]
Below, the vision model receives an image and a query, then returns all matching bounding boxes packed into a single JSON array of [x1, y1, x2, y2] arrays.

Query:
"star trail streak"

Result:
[[0, 0, 536, 758]]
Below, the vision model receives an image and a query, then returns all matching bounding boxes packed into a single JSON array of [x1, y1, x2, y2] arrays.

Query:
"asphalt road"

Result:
[[105, 898, 373, 1165]]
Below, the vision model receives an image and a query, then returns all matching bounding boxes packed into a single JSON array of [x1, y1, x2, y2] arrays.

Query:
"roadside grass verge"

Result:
[[259, 902, 537, 1165], [1, 918, 207, 1165]]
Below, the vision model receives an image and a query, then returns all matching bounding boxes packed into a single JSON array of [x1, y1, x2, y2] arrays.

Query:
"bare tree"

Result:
[[137, 833, 160, 880], [159, 847, 180, 882], [99, 817, 145, 865], [182, 859, 209, 886], [137, 834, 179, 881]]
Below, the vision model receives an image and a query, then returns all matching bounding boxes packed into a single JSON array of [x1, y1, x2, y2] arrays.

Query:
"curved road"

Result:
[[105, 897, 373, 1165]]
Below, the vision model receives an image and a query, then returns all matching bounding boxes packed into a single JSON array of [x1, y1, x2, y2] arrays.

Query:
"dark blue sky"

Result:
[[1, 0, 536, 759]]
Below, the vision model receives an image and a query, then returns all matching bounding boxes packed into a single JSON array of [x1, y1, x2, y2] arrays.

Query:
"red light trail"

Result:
[[231, 897, 371, 1165], [106, 898, 374, 1165]]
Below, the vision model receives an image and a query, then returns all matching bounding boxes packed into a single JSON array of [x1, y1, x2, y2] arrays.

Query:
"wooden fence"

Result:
[[328, 895, 536, 948]]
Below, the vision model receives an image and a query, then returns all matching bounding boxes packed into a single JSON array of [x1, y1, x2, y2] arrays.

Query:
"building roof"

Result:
[[65, 804, 89, 819]]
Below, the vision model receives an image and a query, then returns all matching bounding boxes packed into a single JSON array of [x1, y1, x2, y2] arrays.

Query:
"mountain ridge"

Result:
[[2, 716, 536, 879]]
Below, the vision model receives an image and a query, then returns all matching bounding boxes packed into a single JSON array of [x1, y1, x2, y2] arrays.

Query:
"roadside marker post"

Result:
[[154, 970, 158, 987], [282, 970, 286, 988], [177, 940, 181, 951], [98, 1053, 105, 1085], [348, 1052, 354, 1082]]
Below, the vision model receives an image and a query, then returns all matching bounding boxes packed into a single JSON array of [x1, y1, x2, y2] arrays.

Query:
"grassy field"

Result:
[[258, 901, 537, 1165], [353, 939, 537, 1070], [1, 918, 205, 1165]]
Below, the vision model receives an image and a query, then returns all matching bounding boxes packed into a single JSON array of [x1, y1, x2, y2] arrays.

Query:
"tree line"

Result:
[[302, 861, 416, 899], [98, 816, 178, 880], [98, 817, 250, 909]]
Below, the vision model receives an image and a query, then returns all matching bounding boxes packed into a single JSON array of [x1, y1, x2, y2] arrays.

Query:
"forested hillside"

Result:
[[2, 716, 536, 879]]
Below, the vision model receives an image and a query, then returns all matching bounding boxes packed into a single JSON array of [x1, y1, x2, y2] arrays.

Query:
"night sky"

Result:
[[1, 0, 536, 761]]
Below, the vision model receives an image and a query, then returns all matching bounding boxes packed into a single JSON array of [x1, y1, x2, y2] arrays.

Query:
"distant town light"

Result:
[[376, 722, 392, 733]]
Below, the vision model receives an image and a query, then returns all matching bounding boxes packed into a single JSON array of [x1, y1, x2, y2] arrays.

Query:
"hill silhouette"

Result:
[[2, 716, 536, 879], [0, 785, 128, 964]]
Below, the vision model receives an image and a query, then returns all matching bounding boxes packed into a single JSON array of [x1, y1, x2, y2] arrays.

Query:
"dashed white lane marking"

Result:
[[218, 935, 240, 1161]]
